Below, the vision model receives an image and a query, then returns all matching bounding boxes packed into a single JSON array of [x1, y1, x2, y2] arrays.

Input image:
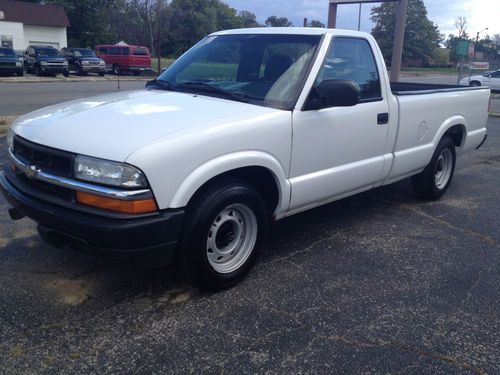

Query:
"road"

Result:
[[0, 117, 499, 373], [0, 81, 146, 116], [0, 75, 459, 116]]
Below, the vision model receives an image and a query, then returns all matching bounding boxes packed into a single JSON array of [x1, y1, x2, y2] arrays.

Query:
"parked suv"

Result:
[[61, 48, 106, 76], [95, 44, 151, 76], [0, 47, 23, 76], [24, 45, 69, 77]]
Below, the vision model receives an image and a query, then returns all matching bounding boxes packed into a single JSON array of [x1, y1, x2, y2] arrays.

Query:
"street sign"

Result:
[[470, 61, 490, 70], [456, 41, 468, 55], [456, 41, 469, 56]]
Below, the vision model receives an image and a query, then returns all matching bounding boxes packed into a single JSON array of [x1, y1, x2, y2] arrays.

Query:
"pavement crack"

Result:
[[375, 197, 499, 248]]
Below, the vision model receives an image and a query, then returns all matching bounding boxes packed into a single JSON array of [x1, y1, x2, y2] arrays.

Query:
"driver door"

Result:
[[289, 37, 391, 212]]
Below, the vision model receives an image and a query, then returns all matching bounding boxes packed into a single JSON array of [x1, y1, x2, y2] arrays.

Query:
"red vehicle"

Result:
[[95, 44, 151, 76]]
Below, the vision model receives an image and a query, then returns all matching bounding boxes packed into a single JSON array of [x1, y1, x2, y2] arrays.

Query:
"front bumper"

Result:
[[0, 66, 23, 75], [39, 65, 68, 74], [0, 169, 184, 263], [81, 65, 106, 73]]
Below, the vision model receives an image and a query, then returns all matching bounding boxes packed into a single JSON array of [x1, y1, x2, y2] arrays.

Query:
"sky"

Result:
[[224, 0, 499, 39]]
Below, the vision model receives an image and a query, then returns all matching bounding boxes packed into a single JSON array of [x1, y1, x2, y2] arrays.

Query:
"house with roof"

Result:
[[0, 0, 70, 50]]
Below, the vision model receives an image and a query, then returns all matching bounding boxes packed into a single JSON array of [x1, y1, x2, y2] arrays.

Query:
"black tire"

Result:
[[77, 65, 86, 76], [16, 71, 23, 77], [133, 71, 141, 76], [63, 70, 69, 77], [412, 135, 456, 200], [34, 64, 41, 76], [112, 64, 120, 75], [178, 179, 267, 291], [98, 72, 105, 77], [470, 81, 481, 87]]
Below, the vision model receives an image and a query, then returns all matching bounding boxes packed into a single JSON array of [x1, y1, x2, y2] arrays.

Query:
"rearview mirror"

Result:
[[307, 79, 360, 110]]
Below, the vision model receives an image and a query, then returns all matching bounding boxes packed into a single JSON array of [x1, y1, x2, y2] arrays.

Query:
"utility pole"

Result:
[[469, 27, 488, 82], [357, 3, 362, 31], [389, 0, 408, 82]]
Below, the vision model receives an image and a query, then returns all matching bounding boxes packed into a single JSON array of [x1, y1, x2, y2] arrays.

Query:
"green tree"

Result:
[[308, 20, 325, 28], [265, 16, 293, 27], [370, 0, 443, 66], [238, 10, 259, 28]]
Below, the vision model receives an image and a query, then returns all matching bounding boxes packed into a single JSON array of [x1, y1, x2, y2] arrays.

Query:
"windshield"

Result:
[[158, 34, 321, 109], [36, 48, 60, 57], [0, 48, 15, 57], [74, 49, 96, 57]]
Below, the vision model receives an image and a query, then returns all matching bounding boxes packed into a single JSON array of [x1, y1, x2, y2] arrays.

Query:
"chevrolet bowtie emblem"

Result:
[[25, 165, 40, 179]]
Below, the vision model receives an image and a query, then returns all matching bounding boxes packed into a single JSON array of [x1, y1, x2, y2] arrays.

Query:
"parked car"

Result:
[[0, 47, 23, 76], [61, 48, 106, 76], [24, 45, 69, 77], [95, 44, 151, 75], [459, 70, 500, 91], [2, 29, 489, 290]]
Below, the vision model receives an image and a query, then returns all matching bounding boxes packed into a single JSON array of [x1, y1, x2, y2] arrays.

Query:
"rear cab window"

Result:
[[133, 47, 148, 56]]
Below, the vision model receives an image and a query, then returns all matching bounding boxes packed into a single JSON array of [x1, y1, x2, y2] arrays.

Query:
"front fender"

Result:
[[169, 151, 290, 214]]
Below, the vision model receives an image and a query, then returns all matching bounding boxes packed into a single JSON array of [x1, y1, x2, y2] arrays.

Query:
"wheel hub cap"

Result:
[[206, 203, 258, 274]]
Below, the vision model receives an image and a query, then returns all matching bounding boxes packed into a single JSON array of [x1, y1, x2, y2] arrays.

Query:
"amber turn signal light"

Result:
[[76, 191, 158, 214]]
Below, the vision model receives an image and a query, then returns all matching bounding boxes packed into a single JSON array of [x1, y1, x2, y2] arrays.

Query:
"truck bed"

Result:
[[390, 82, 484, 95]]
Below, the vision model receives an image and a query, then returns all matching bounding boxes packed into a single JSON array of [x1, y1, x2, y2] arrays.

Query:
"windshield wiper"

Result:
[[178, 81, 249, 103], [145, 79, 176, 91]]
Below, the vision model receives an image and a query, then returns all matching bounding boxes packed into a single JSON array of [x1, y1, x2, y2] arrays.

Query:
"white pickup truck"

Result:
[[1, 28, 489, 290]]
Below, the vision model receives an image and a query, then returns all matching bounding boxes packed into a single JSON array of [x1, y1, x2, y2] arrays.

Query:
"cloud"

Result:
[[224, 0, 499, 36]]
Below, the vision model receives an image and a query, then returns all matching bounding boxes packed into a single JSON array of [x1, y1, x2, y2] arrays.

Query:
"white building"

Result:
[[0, 0, 70, 51]]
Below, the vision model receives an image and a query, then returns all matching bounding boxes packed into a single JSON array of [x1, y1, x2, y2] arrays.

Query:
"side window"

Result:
[[109, 47, 120, 55], [491, 71, 500, 78], [121, 47, 130, 55], [99, 47, 108, 54], [316, 37, 381, 101]]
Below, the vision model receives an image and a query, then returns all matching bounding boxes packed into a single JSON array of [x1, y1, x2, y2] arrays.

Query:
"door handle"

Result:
[[377, 113, 389, 125]]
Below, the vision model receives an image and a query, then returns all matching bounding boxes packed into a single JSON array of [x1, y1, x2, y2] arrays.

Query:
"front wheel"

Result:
[[412, 135, 456, 200], [178, 180, 267, 290], [470, 81, 481, 87]]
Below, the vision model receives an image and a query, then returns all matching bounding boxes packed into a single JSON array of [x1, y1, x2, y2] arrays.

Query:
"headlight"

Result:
[[16, 61, 22, 67], [99, 60, 105, 65], [40, 61, 47, 65], [74, 156, 147, 188], [82, 60, 90, 65], [6, 129, 14, 149], [63, 60, 68, 66]]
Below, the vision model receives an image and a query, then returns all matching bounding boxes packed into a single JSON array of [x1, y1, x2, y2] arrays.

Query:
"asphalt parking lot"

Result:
[[0, 117, 499, 374]]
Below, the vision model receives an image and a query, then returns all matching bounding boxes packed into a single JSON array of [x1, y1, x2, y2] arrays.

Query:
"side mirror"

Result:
[[307, 79, 360, 110]]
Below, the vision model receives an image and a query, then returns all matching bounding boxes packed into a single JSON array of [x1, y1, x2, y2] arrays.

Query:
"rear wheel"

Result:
[[16, 71, 23, 77], [178, 180, 267, 291], [470, 81, 481, 87], [412, 135, 456, 200]]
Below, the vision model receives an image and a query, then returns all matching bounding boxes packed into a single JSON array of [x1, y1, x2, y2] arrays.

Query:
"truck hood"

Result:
[[12, 89, 276, 161]]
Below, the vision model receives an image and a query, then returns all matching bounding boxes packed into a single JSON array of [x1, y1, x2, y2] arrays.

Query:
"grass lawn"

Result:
[[400, 67, 458, 75], [151, 58, 175, 72]]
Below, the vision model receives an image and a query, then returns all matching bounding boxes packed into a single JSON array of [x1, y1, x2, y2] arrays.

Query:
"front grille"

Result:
[[89, 61, 100, 66], [13, 136, 74, 177], [46, 62, 64, 66]]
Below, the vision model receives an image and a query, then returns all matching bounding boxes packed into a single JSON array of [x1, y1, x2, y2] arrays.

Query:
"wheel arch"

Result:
[[433, 116, 467, 151], [169, 152, 290, 218]]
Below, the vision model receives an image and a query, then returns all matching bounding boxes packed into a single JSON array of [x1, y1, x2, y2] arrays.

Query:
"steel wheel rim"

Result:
[[434, 148, 453, 189], [206, 203, 258, 274]]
